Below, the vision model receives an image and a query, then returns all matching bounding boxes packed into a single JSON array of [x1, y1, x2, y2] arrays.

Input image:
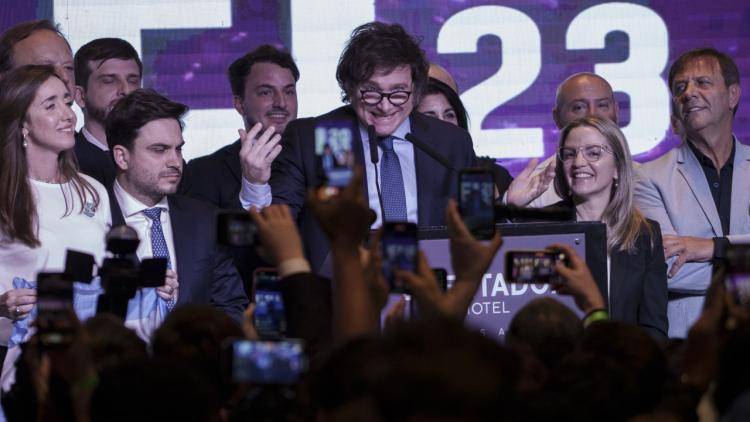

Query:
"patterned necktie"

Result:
[[142, 207, 176, 311], [379, 136, 408, 222]]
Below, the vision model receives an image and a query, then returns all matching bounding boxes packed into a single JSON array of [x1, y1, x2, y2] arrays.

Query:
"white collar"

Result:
[[113, 180, 170, 218], [81, 126, 109, 151]]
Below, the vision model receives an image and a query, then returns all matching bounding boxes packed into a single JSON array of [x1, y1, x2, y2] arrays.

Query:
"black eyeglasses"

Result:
[[557, 145, 613, 162], [359, 89, 412, 106]]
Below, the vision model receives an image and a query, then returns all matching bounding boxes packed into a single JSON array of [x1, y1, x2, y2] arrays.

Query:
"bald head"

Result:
[[553, 72, 618, 129]]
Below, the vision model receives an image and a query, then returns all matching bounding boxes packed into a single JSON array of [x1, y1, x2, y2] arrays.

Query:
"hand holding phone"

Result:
[[253, 269, 287, 340], [505, 249, 568, 284], [382, 222, 418, 293], [315, 120, 355, 198], [37, 272, 75, 348], [458, 169, 495, 240], [217, 210, 258, 247], [227, 339, 307, 384]]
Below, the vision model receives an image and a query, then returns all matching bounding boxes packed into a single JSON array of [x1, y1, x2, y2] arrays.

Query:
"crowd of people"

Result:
[[0, 16, 748, 421]]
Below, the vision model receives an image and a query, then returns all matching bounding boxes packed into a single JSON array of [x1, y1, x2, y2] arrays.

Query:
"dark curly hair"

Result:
[[336, 21, 428, 103]]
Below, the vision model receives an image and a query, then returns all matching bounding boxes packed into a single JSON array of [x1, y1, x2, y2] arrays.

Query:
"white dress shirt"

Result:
[[113, 180, 176, 340], [239, 117, 419, 228], [81, 126, 109, 151]]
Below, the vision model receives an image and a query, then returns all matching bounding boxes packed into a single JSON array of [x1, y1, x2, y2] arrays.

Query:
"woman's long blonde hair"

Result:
[[553, 116, 652, 253]]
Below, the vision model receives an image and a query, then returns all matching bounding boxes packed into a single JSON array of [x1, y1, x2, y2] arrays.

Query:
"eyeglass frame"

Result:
[[359, 89, 412, 106], [557, 144, 614, 163]]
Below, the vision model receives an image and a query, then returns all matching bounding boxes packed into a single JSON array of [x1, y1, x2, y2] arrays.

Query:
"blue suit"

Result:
[[271, 106, 477, 270], [634, 139, 750, 337]]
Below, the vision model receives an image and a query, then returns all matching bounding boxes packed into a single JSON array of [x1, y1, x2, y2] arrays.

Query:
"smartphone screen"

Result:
[[37, 272, 74, 348], [315, 120, 355, 193], [505, 250, 566, 284], [458, 169, 495, 240], [230, 339, 307, 384], [382, 222, 418, 293], [253, 270, 286, 340], [217, 210, 258, 247]]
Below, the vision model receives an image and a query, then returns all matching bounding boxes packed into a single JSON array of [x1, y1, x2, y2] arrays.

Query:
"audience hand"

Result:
[[239, 122, 282, 185], [362, 231, 389, 313], [308, 166, 372, 249], [448, 199, 503, 293], [549, 243, 605, 314], [505, 158, 555, 207], [250, 204, 305, 266], [398, 200, 502, 320], [383, 296, 406, 332], [242, 303, 260, 341], [0, 288, 37, 320], [662, 235, 714, 278], [156, 270, 179, 302]]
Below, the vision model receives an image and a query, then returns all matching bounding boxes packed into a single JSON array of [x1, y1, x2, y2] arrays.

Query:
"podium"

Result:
[[417, 221, 607, 341]]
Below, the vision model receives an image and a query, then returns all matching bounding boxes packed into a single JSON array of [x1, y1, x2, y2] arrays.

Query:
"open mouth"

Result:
[[266, 112, 289, 122]]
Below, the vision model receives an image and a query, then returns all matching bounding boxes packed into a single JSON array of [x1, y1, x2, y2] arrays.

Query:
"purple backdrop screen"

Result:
[[2, 1, 749, 170]]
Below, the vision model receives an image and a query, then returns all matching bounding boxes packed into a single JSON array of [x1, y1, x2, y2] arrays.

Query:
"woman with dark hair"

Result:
[[417, 77, 469, 130], [550, 116, 667, 339], [417, 76, 512, 196], [0, 65, 110, 379]]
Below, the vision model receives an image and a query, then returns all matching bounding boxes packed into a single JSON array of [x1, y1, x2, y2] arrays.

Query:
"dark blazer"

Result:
[[74, 131, 116, 187], [547, 201, 668, 340], [181, 140, 243, 210], [181, 140, 269, 293], [609, 220, 668, 340], [109, 191, 249, 323], [272, 106, 478, 270]]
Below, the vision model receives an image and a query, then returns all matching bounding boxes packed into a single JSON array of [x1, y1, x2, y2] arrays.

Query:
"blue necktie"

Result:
[[142, 207, 176, 311], [379, 136, 408, 222]]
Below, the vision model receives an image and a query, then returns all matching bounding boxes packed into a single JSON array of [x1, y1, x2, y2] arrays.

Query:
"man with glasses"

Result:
[[241, 22, 477, 270]]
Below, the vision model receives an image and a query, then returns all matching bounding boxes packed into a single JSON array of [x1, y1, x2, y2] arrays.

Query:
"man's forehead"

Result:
[[673, 56, 722, 80], [245, 62, 295, 83], [91, 57, 141, 75], [16, 29, 71, 59], [561, 75, 613, 103], [363, 65, 412, 85], [135, 118, 184, 143]]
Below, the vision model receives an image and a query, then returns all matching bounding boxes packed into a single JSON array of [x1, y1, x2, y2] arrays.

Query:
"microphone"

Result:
[[367, 125, 379, 165], [404, 133, 455, 171], [494, 204, 575, 222], [367, 125, 386, 225]]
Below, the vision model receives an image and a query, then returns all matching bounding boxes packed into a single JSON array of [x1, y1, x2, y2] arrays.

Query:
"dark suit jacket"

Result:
[[546, 201, 668, 340], [109, 191, 249, 323], [181, 140, 243, 210], [74, 131, 116, 187], [610, 220, 669, 340], [272, 106, 477, 270], [181, 140, 269, 293]]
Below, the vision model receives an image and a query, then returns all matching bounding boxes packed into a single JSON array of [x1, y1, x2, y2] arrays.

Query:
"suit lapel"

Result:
[[676, 143, 723, 236], [730, 140, 750, 234], [350, 112, 370, 202], [167, 196, 192, 305], [224, 140, 242, 184], [409, 113, 432, 225], [608, 249, 625, 312], [107, 186, 127, 227]]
